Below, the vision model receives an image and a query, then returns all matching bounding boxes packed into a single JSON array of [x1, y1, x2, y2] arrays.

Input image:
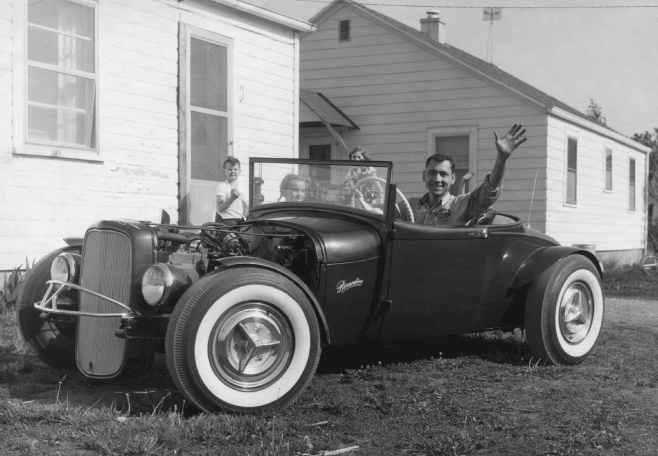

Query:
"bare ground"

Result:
[[1, 297, 657, 455], [1, 296, 657, 411]]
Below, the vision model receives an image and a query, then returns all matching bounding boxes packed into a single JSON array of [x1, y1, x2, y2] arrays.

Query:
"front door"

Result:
[[180, 25, 232, 225]]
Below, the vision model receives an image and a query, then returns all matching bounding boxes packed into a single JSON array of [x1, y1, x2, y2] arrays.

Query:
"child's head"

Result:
[[349, 146, 372, 161], [223, 157, 241, 183], [280, 174, 306, 202]]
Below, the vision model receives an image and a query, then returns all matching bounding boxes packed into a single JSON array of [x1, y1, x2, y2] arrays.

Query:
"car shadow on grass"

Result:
[[317, 330, 532, 374]]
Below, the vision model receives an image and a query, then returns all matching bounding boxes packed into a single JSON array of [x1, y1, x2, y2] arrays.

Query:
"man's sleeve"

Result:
[[463, 174, 501, 221]]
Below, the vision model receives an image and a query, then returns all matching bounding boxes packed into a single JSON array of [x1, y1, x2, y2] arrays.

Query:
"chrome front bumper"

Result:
[[34, 280, 141, 318]]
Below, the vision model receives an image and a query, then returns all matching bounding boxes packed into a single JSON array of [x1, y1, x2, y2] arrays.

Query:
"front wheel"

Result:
[[524, 255, 604, 365], [16, 246, 80, 368], [165, 267, 321, 413]]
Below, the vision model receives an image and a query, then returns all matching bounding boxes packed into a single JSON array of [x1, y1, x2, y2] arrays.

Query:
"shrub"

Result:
[[1, 257, 34, 310]]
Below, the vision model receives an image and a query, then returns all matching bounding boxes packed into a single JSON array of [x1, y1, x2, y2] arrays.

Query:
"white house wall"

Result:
[[300, 6, 549, 231], [0, 0, 299, 269], [546, 116, 646, 257]]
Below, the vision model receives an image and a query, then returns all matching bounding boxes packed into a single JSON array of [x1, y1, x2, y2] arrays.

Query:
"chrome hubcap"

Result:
[[559, 282, 593, 344], [209, 302, 293, 391]]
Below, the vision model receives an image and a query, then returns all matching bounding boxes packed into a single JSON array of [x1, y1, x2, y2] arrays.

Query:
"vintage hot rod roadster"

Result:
[[17, 158, 604, 413]]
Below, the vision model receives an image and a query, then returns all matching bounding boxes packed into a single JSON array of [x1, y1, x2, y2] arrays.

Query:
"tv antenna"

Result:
[[483, 7, 502, 64]]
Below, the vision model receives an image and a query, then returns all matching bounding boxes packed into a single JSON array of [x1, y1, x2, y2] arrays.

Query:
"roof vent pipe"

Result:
[[420, 10, 445, 44]]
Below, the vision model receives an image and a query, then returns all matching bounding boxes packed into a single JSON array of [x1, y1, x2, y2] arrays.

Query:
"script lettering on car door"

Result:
[[336, 278, 364, 294]]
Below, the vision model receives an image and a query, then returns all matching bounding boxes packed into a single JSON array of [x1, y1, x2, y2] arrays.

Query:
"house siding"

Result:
[[300, 6, 548, 232], [0, 0, 299, 269], [546, 116, 646, 258]]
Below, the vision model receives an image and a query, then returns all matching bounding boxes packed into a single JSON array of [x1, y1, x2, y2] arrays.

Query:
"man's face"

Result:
[[224, 163, 241, 183], [283, 180, 305, 202], [423, 159, 455, 199]]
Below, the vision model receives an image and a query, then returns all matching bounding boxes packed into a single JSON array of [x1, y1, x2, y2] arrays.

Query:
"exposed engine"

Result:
[[149, 221, 321, 312]]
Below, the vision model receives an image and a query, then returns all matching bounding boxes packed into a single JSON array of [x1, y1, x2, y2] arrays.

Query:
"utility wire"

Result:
[[291, 0, 658, 8]]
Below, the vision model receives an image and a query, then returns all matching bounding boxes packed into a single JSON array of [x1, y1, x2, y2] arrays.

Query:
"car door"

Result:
[[378, 221, 510, 341]]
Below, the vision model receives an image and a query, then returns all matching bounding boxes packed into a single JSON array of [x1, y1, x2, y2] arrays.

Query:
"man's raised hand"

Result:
[[494, 124, 527, 159]]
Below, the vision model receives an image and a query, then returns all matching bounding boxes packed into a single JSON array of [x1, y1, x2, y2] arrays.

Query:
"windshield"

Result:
[[249, 158, 392, 220]]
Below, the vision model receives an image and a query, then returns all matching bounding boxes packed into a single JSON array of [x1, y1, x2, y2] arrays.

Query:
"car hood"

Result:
[[255, 212, 383, 264]]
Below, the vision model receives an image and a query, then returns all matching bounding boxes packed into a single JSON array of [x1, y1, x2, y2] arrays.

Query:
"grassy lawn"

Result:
[[1, 266, 657, 455], [601, 263, 658, 298]]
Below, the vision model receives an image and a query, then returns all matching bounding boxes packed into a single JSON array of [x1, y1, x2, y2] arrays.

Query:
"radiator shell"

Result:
[[76, 220, 156, 378]]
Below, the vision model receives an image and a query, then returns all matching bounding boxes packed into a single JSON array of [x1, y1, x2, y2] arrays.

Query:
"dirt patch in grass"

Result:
[[2, 297, 658, 455]]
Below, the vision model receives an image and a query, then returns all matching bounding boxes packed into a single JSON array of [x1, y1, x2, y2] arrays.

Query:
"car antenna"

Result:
[[526, 170, 538, 229]]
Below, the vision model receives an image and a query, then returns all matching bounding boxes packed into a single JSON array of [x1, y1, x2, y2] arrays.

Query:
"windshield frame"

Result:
[[248, 157, 393, 220]]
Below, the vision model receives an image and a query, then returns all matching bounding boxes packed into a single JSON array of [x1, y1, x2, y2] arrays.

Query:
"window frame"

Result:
[[564, 134, 578, 207], [427, 125, 478, 192], [178, 23, 234, 225], [628, 156, 636, 213], [13, 0, 101, 162], [604, 146, 613, 192]]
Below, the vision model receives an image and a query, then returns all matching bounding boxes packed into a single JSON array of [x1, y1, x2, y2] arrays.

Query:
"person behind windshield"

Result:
[[345, 146, 377, 185], [409, 124, 527, 225], [279, 174, 306, 202], [344, 146, 384, 210]]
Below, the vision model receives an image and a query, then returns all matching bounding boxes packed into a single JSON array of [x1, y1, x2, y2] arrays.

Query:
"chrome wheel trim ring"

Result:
[[558, 281, 593, 345], [209, 302, 293, 391]]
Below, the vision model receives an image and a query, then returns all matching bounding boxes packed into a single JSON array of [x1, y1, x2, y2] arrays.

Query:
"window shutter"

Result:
[[339, 20, 350, 42]]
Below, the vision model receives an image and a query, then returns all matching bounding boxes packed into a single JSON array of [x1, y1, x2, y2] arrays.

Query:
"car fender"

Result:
[[215, 257, 331, 345], [63, 237, 83, 247], [509, 246, 602, 290]]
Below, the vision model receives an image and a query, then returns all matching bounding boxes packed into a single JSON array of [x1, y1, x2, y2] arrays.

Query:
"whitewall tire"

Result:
[[525, 255, 604, 365], [165, 267, 321, 413]]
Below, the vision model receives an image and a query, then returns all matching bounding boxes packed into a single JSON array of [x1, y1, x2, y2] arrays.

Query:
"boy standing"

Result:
[[216, 157, 248, 225]]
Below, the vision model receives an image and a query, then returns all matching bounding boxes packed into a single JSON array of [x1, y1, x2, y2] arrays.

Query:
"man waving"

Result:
[[409, 124, 528, 226]]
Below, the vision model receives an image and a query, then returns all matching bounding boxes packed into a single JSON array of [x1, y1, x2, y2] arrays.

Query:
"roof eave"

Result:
[[199, 0, 316, 32], [550, 107, 651, 153]]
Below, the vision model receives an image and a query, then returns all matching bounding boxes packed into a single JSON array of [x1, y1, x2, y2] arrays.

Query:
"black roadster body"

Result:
[[17, 158, 604, 413]]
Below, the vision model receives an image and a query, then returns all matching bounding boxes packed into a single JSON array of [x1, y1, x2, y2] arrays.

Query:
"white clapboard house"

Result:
[[0, 0, 314, 270], [299, 0, 651, 264]]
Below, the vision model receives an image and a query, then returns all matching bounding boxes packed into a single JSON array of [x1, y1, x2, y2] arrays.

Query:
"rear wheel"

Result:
[[640, 254, 658, 275], [525, 255, 604, 365], [165, 267, 321, 413], [16, 246, 80, 368]]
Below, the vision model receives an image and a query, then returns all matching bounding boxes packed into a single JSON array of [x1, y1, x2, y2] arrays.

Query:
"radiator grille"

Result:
[[77, 230, 131, 377]]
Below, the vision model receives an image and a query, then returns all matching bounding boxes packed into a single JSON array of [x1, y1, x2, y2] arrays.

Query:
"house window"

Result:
[[566, 137, 577, 205], [308, 143, 332, 183], [339, 20, 350, 42], [629, 158, 636, 212], [605, 148, 612, 191], [27, 0, 97, 148], [435, 135, 470, 193]]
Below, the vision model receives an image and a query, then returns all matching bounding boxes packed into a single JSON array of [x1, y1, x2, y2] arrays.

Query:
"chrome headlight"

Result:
[[50, 253, 78, 284], [141, 264, 192, 308], [142, 265, 167, 306]]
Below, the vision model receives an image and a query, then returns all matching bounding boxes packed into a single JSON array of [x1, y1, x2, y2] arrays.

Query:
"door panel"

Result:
[[188, 182, 218, 226], [190, 112, 227, 181], [380, 222, 508, 340]]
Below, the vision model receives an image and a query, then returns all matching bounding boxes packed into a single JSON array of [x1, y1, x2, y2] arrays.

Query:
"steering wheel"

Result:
[[354, 176, 414, 223]]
